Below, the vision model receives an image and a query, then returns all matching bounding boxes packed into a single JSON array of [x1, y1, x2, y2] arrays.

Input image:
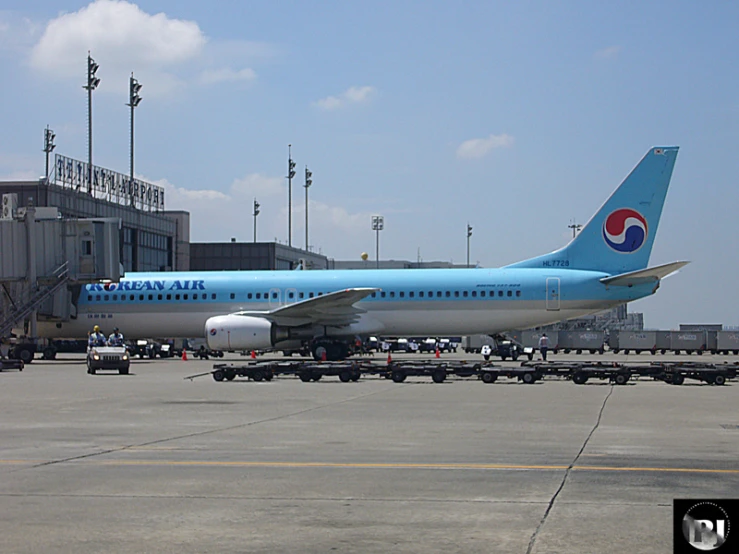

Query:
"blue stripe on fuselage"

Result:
[[79, 268, 654, 308]]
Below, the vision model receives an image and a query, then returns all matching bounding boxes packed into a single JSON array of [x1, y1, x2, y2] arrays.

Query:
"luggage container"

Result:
[[669, 331, 707, 355], [519, 330, 559, 352], [609, 331, 657, 354], [716, 331, 739, 355], [656, 331, 671, 354], [557, 331, 605, 354]]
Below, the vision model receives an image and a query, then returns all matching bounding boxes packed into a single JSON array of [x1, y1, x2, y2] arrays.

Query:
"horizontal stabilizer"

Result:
[[600, 261, 689, 287]]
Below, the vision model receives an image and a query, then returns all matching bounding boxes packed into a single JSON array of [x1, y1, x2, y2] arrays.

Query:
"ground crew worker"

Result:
[[88, 325, 107, 348], [108, 328, 124, 347], [538, 333, 549, 361]]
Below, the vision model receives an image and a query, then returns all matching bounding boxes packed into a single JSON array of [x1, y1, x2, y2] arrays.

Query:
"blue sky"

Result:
[[1, 1, 738, 329]]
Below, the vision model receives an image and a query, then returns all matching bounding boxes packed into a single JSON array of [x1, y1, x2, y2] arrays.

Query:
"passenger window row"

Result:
[[370, 289, 521, 299], [89, 293, 218, 302]]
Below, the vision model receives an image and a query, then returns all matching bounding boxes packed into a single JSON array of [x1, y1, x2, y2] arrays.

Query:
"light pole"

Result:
[[568, 220, 582, 238], [253, 198, 260, 243], [83, 52, 100, 195], [43, 126, 56, 181], [127, 73, 142, 207], [371, 215, 384, 269], [287, 145, 296, 247], [466, 223, 473, 268], [304, 166, 312, 251]]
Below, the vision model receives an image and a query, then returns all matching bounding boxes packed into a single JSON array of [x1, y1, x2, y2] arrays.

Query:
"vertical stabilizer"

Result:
[[506, 146, 679, 274]]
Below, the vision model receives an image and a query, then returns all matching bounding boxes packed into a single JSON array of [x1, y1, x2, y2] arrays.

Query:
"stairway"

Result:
[[0, 262, 70, 338]]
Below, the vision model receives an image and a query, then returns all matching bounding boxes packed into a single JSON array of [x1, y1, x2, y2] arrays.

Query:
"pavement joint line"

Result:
[[1, 458, 738, 474], [526, 383, 615, 554], [0, 492, 677, 507], [3, 384, 404, 475]]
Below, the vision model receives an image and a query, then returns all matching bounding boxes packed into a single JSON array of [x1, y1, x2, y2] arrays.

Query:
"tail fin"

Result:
[[506, 146, 679, 275]]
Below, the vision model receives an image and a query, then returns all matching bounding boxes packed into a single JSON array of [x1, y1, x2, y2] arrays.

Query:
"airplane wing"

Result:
[[600, 261, 689, 287], [232, 287, 380, 327]]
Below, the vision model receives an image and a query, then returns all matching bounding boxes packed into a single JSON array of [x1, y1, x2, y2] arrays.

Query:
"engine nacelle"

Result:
[[205, 315, 290, 351]]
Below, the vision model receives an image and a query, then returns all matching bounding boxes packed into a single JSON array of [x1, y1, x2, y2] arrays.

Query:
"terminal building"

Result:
[[0, 154, 189, 273]]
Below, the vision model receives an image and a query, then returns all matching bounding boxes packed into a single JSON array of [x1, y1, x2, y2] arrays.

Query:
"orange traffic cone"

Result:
[[250, 350, 257, 359], [435, 347, 440, 358], [387, 352, 392, 364], [181, 349, 188, 361]]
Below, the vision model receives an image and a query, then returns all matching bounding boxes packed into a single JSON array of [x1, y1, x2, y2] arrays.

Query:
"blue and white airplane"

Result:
[[40, 146, 687, 360]]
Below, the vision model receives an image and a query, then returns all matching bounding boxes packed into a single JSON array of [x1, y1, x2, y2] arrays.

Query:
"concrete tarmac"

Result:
[[1, 351, 738, 553]]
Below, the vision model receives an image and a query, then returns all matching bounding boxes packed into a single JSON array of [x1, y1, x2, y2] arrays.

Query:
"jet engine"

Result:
[[205, 315, 291, 351]]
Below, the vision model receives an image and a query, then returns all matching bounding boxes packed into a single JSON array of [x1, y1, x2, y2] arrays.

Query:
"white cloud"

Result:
[[594, 45, 621, 59], [27, 0, 261, 97], [148, 173, 372, 252], [315, 86, 376, 111], [198, 67, 256, 85], [456, 134, 514, 160]]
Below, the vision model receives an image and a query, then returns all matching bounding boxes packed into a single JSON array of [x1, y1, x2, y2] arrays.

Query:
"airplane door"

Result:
[[268, 288, 282, 308], [546, 277, 560, 311]]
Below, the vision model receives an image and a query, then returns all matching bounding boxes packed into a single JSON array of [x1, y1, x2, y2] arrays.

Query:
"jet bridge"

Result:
[[0, 193, 121, 362]]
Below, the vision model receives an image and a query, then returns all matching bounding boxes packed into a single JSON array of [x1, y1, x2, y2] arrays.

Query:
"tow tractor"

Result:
[[86, 345, 130, 375]]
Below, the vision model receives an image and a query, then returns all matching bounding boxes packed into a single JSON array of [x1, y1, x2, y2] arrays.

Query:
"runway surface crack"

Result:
[[525, 384, 615, 554]]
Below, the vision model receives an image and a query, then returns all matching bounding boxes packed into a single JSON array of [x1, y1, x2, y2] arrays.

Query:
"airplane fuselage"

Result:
[[38, 267, 655, 341]]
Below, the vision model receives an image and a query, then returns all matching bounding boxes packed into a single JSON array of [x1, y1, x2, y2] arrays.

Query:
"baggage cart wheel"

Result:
[[391, 370, 406, 383], [481, 372, 496, 384], [572, 373, 588, 385], [431, 369, 446, 383], [714, 374, 726, 386], [614, 373, 629, 385], [522, 372, 536, 384], [252, 369, 265, 382], [213, 369, 225, 382], [339, 370, 352, 383], [299, 372, 312, 382], [671, 373, 685, 385]]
